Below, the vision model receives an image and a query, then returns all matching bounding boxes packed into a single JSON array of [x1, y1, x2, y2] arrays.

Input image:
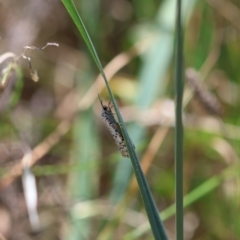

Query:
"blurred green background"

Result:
[[0, 0, 240, 239]]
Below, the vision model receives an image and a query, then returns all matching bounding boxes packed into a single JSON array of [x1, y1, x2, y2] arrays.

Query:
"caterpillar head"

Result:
[[98, 94, 113, 112]]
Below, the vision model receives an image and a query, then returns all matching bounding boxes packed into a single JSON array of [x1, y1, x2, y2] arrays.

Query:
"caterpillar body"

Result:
[[99, 98, 134, 158]]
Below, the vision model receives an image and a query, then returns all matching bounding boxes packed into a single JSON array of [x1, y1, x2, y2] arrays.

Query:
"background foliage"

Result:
[[0, 0, 239, 239]]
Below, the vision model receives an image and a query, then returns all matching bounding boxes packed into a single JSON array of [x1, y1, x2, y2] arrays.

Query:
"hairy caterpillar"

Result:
[[99, 96, 134, 158]]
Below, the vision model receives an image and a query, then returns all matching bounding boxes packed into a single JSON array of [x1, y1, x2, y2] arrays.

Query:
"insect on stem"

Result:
[[98, 94, 134, 158]]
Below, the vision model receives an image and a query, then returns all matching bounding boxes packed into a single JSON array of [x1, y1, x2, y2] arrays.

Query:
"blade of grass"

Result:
[[175, 0, 184, 239], [61, 0, 168, 239], [68, 110, 99, 240], [111, 0, 173, 204], [112, 0, 197, 202]]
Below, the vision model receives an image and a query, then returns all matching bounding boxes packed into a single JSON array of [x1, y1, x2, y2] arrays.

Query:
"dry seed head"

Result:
[[186, 68, 222, 116]]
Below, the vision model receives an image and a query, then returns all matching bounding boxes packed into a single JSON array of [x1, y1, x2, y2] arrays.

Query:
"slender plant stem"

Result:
[[175, 0, 184, 239], [61, 1, 169, 239]]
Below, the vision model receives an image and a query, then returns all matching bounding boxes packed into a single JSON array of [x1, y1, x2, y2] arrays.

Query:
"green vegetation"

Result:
[[0, 0, 239, 239]]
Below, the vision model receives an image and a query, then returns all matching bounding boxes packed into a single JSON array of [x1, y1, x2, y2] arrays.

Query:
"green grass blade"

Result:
[[174, 0, 184, 239], [61, 0, 102, 73], [68, 110, 99, 240], [111, 0, 197, 204], [61, 0, 168, 239], [111, 0, 175, 204]]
